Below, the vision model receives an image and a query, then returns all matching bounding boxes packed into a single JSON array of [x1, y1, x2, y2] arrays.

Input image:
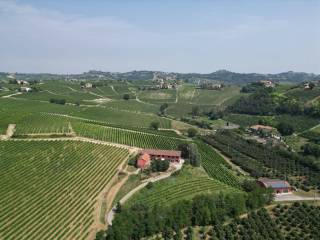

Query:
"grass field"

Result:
[[127, 166, 241, 207], [0, 140, 129, 240], [138, 89, 177, 104]]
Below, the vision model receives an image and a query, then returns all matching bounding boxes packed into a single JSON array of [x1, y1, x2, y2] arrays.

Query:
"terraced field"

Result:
[[0, 140, 129, 240], [127, 167, 241, 207], [73, 121, 184, 149]]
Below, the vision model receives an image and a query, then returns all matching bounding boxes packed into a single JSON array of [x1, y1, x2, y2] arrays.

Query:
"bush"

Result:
[[49, 98, 66, 105], [123, 93, 130, 100], [277, 122, 294, 136], [150, 121, 160, 130], [187, 128, 198, 138]]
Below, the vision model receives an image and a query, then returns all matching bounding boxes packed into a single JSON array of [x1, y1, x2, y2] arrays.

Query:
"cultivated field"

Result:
[[127, 167, 241, 207], [0, 140, 129, 240]]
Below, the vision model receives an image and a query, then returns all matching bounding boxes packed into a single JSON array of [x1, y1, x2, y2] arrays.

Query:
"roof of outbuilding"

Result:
[[258, 178, 291, 189]]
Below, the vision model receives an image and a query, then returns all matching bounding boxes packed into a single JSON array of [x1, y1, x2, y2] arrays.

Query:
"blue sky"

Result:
[[0, 0, 319, 74]]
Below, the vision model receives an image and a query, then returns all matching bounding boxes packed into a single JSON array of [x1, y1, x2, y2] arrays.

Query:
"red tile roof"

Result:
[[140, 149, 181, 157], [250, 125, 274, 131], [137, 153, 151, 169]]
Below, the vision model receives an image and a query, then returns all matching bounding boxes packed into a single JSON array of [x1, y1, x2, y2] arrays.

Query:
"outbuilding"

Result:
[[257, 178, 292, 194]]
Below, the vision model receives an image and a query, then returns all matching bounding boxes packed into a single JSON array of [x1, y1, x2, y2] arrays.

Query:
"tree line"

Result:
[[104, 182, 273, 240]]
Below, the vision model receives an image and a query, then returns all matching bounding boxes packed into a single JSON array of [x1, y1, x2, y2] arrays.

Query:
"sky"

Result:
[[0, 0, 319, 74]]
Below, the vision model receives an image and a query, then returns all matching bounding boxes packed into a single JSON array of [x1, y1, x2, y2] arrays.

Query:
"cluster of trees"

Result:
[[178, 143, 201, 167], [159, 103, 169, 115], [276, 122, 294, 136], [271, 202, 320, 240], [49, 98, 66, 105], [229, 89, 276, 115], [150, 159, 170, 172], [241, 82, 272, 93], [230, 88, 320, 118], [105, 186, 272, 240], [203, 130, 320, 190], [181, 117, 212, 129], [302, 143, 320, 158]]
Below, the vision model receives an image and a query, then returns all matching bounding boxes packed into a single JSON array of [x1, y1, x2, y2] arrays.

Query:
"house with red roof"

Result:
[[136, 149, 182, 169]]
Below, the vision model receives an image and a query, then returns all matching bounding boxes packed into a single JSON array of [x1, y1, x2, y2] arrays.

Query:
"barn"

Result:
[[257, 178, 292, 194]]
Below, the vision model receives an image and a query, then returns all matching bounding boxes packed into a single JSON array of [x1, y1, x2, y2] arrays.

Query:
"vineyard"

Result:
[[0, 140, 129, 240], [127, 167, 240, 207], [72, 121, 184, 149], [196, 141, 241, 188], [14, 113, 72, 135]]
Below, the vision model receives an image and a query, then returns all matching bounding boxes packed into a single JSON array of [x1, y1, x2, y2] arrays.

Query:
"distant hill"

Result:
[[1, 70, 319, 84]]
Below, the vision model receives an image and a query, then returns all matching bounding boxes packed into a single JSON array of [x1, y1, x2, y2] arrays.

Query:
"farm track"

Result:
[[1, 92, 22, 98], [106, 161, 183, 226], [41, 113, 186, 140], [9, 136, 140, 153]]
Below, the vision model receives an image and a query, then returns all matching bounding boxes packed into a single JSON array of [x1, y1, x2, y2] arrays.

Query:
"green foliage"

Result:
[[187, 128, 198, 137], [107, 188, 270, 240], [151, 159, 170, 172], [204, 130, 320, 189], [123, 93, 130, 100], [277, 122, 294, 136], [159, 103, 169, 115], [150, 120, 160, 130], [49, 98, 66, 105]]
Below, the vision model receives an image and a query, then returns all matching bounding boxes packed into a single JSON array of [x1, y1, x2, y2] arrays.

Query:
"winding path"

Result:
[[106, 160, 184, 226]]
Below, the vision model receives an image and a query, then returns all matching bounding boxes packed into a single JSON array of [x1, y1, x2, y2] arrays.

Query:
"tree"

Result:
[[115, 202, 122, 213], [187, 128, 198, 138], [309, 82, 315, 89], [123, 93, 130, 100], [150, 121, 160, 130], [277, 122, 294, 136], [160, 103, 169, 115], [192, 106, 200, 116], [95, 230, 105, 240], [188, 143, 201, 167]]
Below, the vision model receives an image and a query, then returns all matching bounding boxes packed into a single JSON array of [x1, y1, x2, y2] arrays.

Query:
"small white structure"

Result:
[[84, 83, 92, 88], [20, 87, 32, 92], [260, 80, 274, 88], [17, 80, 29, 85]]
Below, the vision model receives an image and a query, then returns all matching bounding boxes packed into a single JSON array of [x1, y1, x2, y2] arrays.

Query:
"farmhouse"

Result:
[[250, 125, 274, 132], [137, 153, 151, 169], [260, 80, 274, 88], [257, 178, 292, 194], [137, 149, 181, 169]]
